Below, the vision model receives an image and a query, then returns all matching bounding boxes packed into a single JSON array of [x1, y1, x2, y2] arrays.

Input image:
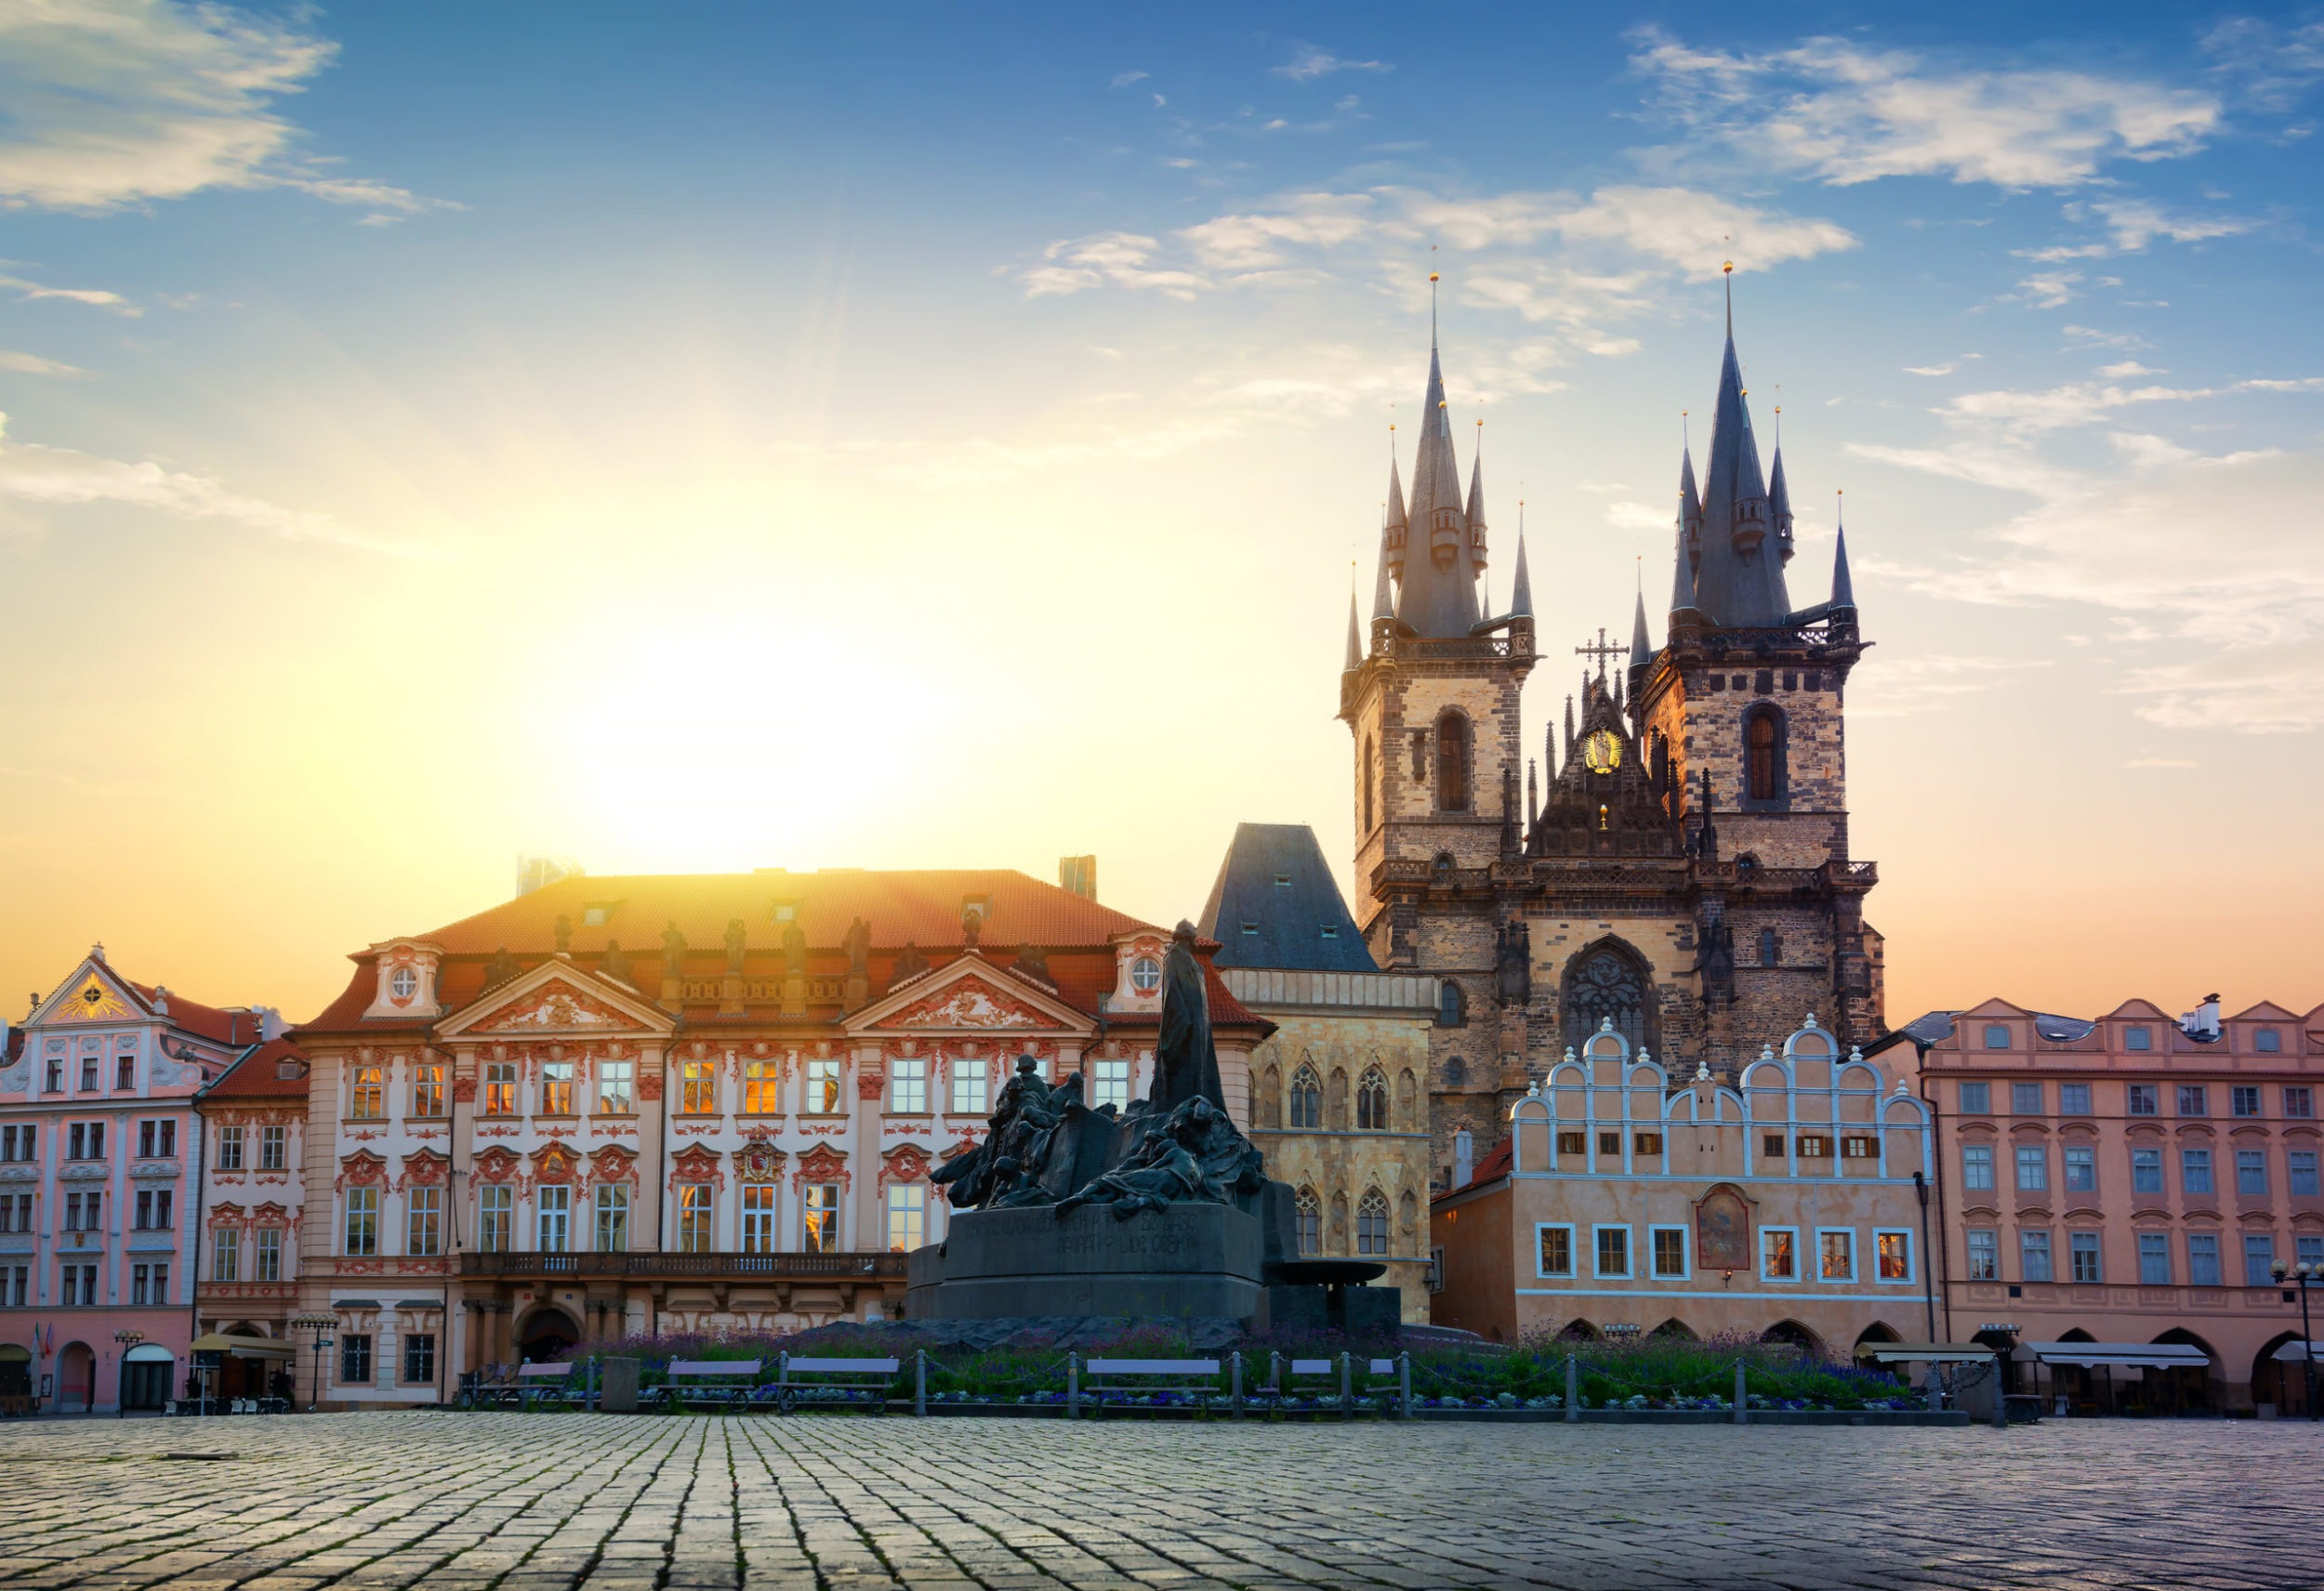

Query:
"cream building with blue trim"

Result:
[[1429, 1014, 1935, 1355]]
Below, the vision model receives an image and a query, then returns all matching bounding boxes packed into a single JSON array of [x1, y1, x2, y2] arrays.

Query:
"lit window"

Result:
[[678, 1184, 715, 1253], [540, 1060, 574, 1116], [1595, 1226, 1630, 1278], [412, 1062, 445, 1119], [681, 1058, 717, 1115], [1819, 1229, 1854, 1281], [1355, 1190, 1390, 1256], [1797, 1135, 1831, 1158], [806, 1058, 842, 1114], [596, 1185, 628, 1253], [801, 1183, 840, 1254], [1761, 1229, 1796, 1281], [1538, 1225, 1574, 1276], [598, 1059, 633, 1114], [483, 1062, 517, 1116], [887, 1184, 927, 1254], [1876, 1231, 1909, 1281], [350, 1065, 383, 1120], [744, 1058, 780, 1115], [1840, 1134, 1875, 1159], [1651, 1228, 1687, 1278]]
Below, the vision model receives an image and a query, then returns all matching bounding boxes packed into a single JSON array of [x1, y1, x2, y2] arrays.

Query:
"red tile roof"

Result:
[[1433, 1134, 1512, 1201], [203, 1038, 310, 1100], [117, 976, 268, 1046]]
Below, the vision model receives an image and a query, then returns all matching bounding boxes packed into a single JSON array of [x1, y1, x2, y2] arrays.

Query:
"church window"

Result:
[[1563, 946, 1649, 1053], [1759, 927, 1780, 966], [1755, 669, 1774, 695], [1437, 980, 1466, 1028], [1744, 707, 1787, 803], [1435, 712, 1471, 811], [1288, 1067, 1322, 1130], [1356, 1069, 1389, 1131], [1356, 1190, 1390, 1256], [1294, 1189, 1321, 1256], [1442, 1055, 1466, 1087], [1362, 737, 1377, 833]]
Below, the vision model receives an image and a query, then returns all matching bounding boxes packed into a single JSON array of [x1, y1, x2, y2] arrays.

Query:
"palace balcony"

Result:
[[457, 1250, 908, 1281]]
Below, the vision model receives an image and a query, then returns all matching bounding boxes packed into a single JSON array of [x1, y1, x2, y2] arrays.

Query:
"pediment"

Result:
[[438, 959, 672, 1039], [35, 960, 145, 1027], [849, 954, 1089, 1036]]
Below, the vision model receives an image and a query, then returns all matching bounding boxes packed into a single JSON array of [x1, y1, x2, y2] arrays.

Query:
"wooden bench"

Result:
[[512, 1361, 580, 1411], [1278, 1353, 1406, 1418], [1073, 1357, 1229, 1419], [775, 1355, 899, 1414], [652, 1360, 761, 1412]]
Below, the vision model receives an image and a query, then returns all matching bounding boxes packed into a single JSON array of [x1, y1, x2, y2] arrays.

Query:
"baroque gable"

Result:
[[853, 954, 1089, 1036], [438, 958, 673, 1040]]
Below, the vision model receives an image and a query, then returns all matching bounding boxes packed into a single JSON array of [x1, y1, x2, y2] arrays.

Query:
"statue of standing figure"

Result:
[[1149, 920, 1225, 1113]]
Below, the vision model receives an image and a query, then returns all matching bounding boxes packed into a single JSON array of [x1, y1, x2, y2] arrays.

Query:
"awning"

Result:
[[1855, 1342, 1995, 1364], [2272, 1341, 2324, 1362], [2023, 1341, 2210, 1369], [189, 1333, 296, 1361]]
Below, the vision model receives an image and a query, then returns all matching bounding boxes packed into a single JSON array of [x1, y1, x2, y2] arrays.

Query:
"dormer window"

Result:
[[1130, 956, 1162, 994], [1274, 874, 1292, 888], [582, 901, 620, 927], [772, 901, 799, 923], [390, 967, 418, 1003], [1240, 921, 1259, 936], [1320, 925, 1340, 939]]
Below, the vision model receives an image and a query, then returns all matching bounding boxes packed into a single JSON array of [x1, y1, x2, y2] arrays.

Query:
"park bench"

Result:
[[1072, 1357, 1230, 1419], [651, 1360, 761, 1412], [774, 1355, 899, 1414], [1276, 1354, 1407, 1419], [512, 1361, 581, 1410]]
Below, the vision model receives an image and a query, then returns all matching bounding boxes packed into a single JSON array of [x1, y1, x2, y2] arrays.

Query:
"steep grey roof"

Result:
[[1685, 330, 1793, 628], [1342, 587, 1363, 672], [1508, 527, 1533, 617], [1198, 823, 1379, 973], [1629, 586, 1652, 670], [1830, 519, 1855, 610], [1393, 341, 1484, 638]]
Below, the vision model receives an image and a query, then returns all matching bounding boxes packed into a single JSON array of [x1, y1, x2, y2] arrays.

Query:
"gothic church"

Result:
[[1338, 289, 1882, 1189]]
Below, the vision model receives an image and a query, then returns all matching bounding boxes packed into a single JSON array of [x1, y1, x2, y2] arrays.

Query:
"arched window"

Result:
[[1356, 1069, 1390, 1131], [1435, 711, 1471, 811], [1564, 943, 1650, 1053], [1356, 1190, 1391, 1256], [1442, 1055, 1466, 1088], [1294, 1188, 1321, 1256], [1744, 705, 1787, 804], [1430, 849, 1456, 886], [1288, 1066, 1322, 1130], [1759, 927, 1780, 967], [1362, 735, 1377, 834], [1438, 980, 1466, 1028]]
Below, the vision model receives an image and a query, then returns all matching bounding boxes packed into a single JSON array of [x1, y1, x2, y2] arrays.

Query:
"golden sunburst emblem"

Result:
[[66, 976, 129, 1021]]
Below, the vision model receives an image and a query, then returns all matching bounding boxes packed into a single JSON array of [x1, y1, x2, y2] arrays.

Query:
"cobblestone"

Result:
[[0, 1415, 2317, 1589]]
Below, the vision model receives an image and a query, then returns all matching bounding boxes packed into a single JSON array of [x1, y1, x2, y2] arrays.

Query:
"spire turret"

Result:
[[1393, 330, 1484, 638], [1769, 427, 1795, 567], [1629, 585, 1652, 676], [1343, 579, 1364, 673], [1465, 424, 1489, 578], [1684, 272, 1792, 628], [1508, 509, 1533, 618], [1381, 451, 1408, 587], [1830, 493, 1855, 612]]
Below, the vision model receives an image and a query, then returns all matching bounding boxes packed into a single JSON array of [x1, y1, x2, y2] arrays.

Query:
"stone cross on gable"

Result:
[[1575, 627, 1624, 680]]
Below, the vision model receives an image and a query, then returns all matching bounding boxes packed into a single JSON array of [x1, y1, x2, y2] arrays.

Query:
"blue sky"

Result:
[[1, 2, 2320, 1020]]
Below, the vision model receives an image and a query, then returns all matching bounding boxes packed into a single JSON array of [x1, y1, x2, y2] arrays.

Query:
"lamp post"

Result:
[[112, 1329, 143, 1418], [290, 1311, 337, 1413], [2269, 1261, 2321, 1421]]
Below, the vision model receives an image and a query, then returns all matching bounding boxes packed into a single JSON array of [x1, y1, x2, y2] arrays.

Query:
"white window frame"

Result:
[[885, 1183, 926, 1254], [1534, 1222, 1577, 1279], [1647, 1223, 1690, 1281], [949, 1058, 987, 1116], [1872, 1228, 1914, 1284], [536, 1185, 572, 1254], [596, 1184, 630, 1253], [1760, 1225, 1801, 1282], [1591, 1223, 1632, 1280], [1814, 1226, 1856, 1283], [740, 1183, 778, 1255], [1090, 1058, 1131, 1112], [889, 1058, 928, 1114]]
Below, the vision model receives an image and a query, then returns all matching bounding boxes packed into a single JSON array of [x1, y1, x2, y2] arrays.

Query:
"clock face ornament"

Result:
[[1582, 730, 1623, 774]]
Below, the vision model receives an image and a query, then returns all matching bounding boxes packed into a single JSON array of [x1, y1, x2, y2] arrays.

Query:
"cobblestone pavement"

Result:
[[1, 1414, 2318, 1591]]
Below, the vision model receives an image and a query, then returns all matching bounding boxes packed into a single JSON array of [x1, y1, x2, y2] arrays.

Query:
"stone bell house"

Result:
[[1200, 822, 1435, 1318], [1340, 289, 1880, 1193], [281, 867, 1267, 1404]]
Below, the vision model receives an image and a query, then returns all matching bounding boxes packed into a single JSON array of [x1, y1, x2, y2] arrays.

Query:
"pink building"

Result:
[[1873, 996, 2324, 1414], [0, 949, 278, 1413]]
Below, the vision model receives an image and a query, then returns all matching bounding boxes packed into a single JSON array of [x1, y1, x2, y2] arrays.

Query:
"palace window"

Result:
[[1961, 1145, 1994, 1190], [2178, 1085, 2207, 1117], [1355, 1190, 1390, 1256], [407, 1186, 442, 1257], [412, 1062, 445, 1119], [2233, 1085, 2262, 1118], [742, 1184, 777, 1254], [890, 1058, 928, 1114], [211, 1229, 239, 1283], [2019, 1229, 2052, 1282], [403, 1335, 435, 1386], [1635, 1131, 1664, 1156], [2237, 1150, 2267, 1196], [887, 1185, 927, 1254], [1797, 1135, 1830, 1158], [1130, 956, 1163, 993], [2181, 1148, 2212, 1195], [2070, 1231, 2102, 1283], [596, 1186, 628, 1253], [340, 1335, 372, 1386], [801, 1183, 840, 1254], [2244, 1234, 2277, 1287], [1982, 1025, 2012, 1051], [79, 1050, 99, 1092], [1818, 1230, 1854, 1281], [2065, 1145, 2095, 1192], [1593, 1226, 1631, 1278], [1538, 1225, 1574, 1277], [1435, 712, 1472, 811], [44, 1045, 61, 1095], [2060, 1083, 2092, 1115], [1559, 1131, 1587, 1156], [599, 1059, 633, 1114], [478, 1188, 510, 1254], [0, 1124, 31, 1162], [64, 1190, 99, 1230], [806, 1058, 842, 1114], [1652, 1227, 1687, 1279], [2287, 1086, 2315, 1119], [678, 1184, 715, 1253], [1840, 1134, 1875, 1159], [2137, 1231, 2171, 1284], [60, 1263, 99, 1307], [537, 1185, 572, 1253], [1090, 1058, 1129, 1111], [2132, 1148, 2163, 1193], [0, 1194, 25, 1232], [1288, 1067, 1323, 1131], [259, 1124, 286, 1170], [0, 1265, 23, 1308], [1356, 1070, 1390, 1131], [255, 1228, 283, 1282], [2291, 1151, 2319, 1197], [2187, 1233, 2222, 1287], [680, 1058, 716, 1115], [2015, 1146, 2047, 1191], [1761, 1229, 1796, 1281], [390, 966, 418, 1002], [138, 1119, 175, 1158], [540, 1059, 574, 1116], [1966, 1229, 1998, 1282], [2128, 1084, 2159, 1116], [2125, 1025, 2152, 1051], [1743, 706, 1786, 804], [134, 1189, 172, 1229], [952, 1059, 988, 1115], [1877, 1231, 1910, 1282], [1599, 1130, 1623, 1156], [116, 1046, 136, 1091], [1959, 1081, 1990, 1113], [350, 1065, 384, 1120], [344, 1188, 378, 1256], [2255, 1027, 2283, 1053], [744, 1058, 780, 1115], [1295, 1189, 1321, 1257], [483, 1062, 517, 1116], [2012, 1082, 2043, 1114]]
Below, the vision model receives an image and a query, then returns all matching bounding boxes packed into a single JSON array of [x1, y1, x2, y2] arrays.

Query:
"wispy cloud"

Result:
[[2019, 197, 2258, 260], [0, 0, 450, 223], [0, 348, 85, 376], [1272, 46, 1391, 83], [2201, 16, 2324, 114], [1631, 26, 2221, 190], [1604, 500, 1668, 531], [1110, 70, 1149, 88], [0, 270, 139, 315]]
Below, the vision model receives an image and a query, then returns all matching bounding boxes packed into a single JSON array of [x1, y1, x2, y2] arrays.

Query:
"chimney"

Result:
[[1058, 856, 1097, 901]]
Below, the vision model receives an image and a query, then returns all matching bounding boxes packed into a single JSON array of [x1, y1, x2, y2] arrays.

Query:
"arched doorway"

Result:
[[1556, 1319, 1599, 1342], [1852, 1322, 1903, 1388], [58, 1341, 94, 1412], [1970, 1326, 2021, 1393], [1651, 1319, 1697, 1341], [516, 1307, 579, 1363], [2149, 1328, 2218, 1415], [121, 1345, 173, 1411], [1761, 1320, 1824, 1359], [2252, 1331, 2311, 1417]]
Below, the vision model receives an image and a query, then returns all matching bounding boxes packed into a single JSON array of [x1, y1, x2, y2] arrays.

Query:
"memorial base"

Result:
[[906, 1203, 1266, 1321]]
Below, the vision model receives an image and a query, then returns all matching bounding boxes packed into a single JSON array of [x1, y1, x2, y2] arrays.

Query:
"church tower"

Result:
[[1341, 279, 1882, 1193]]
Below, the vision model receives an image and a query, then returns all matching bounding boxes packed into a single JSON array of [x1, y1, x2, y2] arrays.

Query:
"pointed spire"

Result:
[[1509, 505, 1533, 618], [1343, 572, 1364, 672], [1687, 275, 1790, 628], [1526, 756, 1538, 826], [1830, 491, 1855, 611], [1394, 302, 1483, 638], [1768, 427, 1795, 567], [1381, 446, 1407, 589], [1563, 694, 1576, 771], [1669, 519, 1695, 615], [1629, 585, 1652, 674]]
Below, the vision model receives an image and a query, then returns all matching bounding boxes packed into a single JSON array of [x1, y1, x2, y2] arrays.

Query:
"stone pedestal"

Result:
[[599, 1356, 640, 1413], [907, 1203, 1266, 1321]]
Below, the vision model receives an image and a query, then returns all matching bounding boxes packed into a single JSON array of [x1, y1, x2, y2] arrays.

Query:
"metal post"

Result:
[[914, 1350, 926, 1418], [1339, 1352, 1352, 1421], [1230, 1351, 1243, 1420], [1565, 1354, 1578, 1423], [1734, 1359, 1748, 1425], [586, 1356, 598, 1412], [1270, 1350, 1281, 1395], [1067, 1353, 1079, 1420], [2301, 1275, 2317, 1422], [1398, 1352, 1412, 1421]]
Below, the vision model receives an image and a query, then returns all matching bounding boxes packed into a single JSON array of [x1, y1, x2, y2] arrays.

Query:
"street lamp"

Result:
[[290, 1312, 337, 1413], [2269, 1261, 2320, 1421], [112, 1330, 143, 1418]]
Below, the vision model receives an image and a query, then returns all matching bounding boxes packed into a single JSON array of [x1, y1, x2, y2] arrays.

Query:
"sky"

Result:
[[1, 1, 2321, 1028]]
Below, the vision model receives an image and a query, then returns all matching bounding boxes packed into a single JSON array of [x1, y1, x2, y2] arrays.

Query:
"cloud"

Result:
[[1022, 232, 1208, 300], [1272, 46, 1391, 82], [1604, 501, 1669, 530], [2202, 16, 2324, 113], [2011, 270, 2081, 309], [2019, 197, 2258, 261], [0, 412, 435, 557], [0, 270, 139, 314], [1631, 27, 2221, 190], [1110, 70, 1149, 88], [1939, 373, 2324, 435], [1845, 653, 2051, 717], [0, 348, 84, 375], [1904, 362, 1955, 376], [0, 0, 446, 221]]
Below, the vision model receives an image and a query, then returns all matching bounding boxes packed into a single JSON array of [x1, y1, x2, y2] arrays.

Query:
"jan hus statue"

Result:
[[1151, 919, 1225, 1112]]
